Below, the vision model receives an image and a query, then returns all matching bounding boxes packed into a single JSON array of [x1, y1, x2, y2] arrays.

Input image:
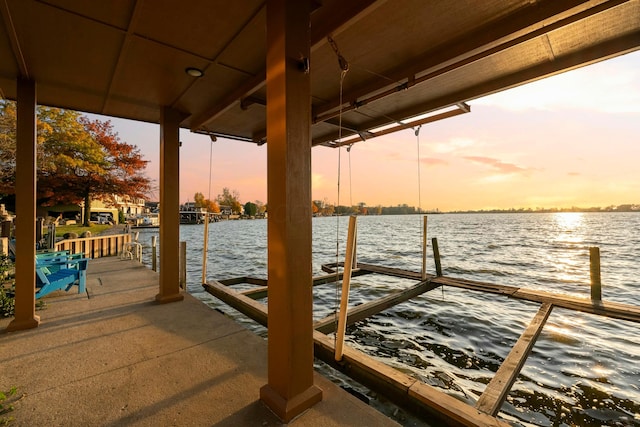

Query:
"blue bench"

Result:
[[35, 257, 89, 299]]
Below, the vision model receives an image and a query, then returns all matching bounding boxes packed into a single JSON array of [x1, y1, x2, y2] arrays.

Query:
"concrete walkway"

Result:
[[0, 258, 399, 426]]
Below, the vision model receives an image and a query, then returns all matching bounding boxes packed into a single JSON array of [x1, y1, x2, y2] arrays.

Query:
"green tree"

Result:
[[244, 201, 257, 216]]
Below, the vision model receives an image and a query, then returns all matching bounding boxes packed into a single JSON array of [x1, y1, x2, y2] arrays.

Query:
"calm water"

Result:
[[135, 213, 640, 426]]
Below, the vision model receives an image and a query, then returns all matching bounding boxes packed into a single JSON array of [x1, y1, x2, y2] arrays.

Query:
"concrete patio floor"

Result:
[[0, 257, 399, 426]]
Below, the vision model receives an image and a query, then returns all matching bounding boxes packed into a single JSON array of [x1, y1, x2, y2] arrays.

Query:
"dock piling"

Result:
[[151, 236, 157, 272], [202, 212, 209, 284], [335, 215, 358, 361], [422, 216, 427, 280], [590, 246, 602, 301], [180, 241, 187, 291], [432, 237, 442, 276]]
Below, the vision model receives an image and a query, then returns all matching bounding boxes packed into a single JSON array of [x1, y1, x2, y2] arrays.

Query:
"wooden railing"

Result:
[[54, 234, 131, 259]]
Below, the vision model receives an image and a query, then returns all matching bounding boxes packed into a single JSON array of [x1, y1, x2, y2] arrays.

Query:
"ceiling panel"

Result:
[[38, 0, 136, 29], [8, 1, 124, 93], [109, 36, 208, 108], [134, 0, 265, 60]]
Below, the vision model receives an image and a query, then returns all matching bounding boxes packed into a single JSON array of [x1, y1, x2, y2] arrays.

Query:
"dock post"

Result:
[[421, 215, 428, 280], [589, 247, 602, 301], [7, 78, 40, 331], [202, 212, 209, 284], [151, 235, 157, 272], [432, 237, 442, 277], [156, 106, 184, 304], [259, 0, 322, 420], [179, 241, 187, 291], [335, 215, 358, 361]]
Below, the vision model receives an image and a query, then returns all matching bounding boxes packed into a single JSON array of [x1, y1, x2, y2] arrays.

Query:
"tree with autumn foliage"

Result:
[[193, 192, 220, 213], [0, 101, 151, 225]]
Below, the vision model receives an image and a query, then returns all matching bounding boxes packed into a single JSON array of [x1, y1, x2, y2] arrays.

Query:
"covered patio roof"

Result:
[[1, 0, 639, 147], [2, 0, 639, 423]]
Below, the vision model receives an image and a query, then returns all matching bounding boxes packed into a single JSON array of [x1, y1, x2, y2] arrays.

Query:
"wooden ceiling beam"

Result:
[[311, 30, 640, 146], [312, 0, 628, 123], [1, 0, 29, 78], [313, 105, 470, 147], [189, 0, 383, 131]]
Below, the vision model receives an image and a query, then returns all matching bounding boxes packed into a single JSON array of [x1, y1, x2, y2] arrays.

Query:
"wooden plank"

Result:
[[512, 289, 640, 323], [475, 303, 553, 416], [314, 278, 441, 333], [219, 277, 268, 287], [203, 281, 268, 326], [347, 262, 424, 280], [314, 331, 511, 427], [238, 270, 372, 300], [409, 382, 510, 427]]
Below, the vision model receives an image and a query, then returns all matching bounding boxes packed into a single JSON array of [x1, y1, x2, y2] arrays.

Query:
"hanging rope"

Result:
[[328, 34, 350, 341], [415, 125, 422, 213], [347, 144, 353, 209]]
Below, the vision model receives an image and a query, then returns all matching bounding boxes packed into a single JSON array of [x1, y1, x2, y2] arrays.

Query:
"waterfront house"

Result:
[[2, 1, 638, 424]]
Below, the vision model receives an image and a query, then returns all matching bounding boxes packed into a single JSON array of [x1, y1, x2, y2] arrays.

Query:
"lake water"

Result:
[[134, 212, 640, 426]]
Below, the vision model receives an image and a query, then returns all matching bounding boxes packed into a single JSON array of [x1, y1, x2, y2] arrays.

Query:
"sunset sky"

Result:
[[90, 51, 640, 212]]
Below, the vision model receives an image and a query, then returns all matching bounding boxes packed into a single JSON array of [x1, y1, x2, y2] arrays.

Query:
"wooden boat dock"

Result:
[[204, 255, 640, 426], [0, 257, 399, 427]]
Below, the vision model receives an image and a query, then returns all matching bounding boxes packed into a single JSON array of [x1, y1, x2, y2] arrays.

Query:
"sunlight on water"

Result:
[[553, 212, 584, 232], [135, 212, 640, 426]]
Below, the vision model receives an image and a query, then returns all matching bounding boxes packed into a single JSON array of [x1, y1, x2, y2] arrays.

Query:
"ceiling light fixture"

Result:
[[185, 67, 204, 77]]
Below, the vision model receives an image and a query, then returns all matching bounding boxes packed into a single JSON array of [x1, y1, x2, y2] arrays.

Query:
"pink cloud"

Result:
[[463, 156, 528, 174], [421, 157, 448, 166]]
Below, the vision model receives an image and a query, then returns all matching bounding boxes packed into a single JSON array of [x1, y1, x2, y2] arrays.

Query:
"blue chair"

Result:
[[35, 258, 89, 299]]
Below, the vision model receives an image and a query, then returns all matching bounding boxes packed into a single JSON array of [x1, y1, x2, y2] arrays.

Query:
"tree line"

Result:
[[0, 101, 151, 226], [191, 188, 266, 216]]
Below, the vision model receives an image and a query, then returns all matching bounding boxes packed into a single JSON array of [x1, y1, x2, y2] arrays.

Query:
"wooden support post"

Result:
[[476, 303, 553, 415], [202, 212, 209, 284], [335, 215, 358, 361], [260, 0, 322, 421], [421, 215, 428, 280], [432, 237, 442, 277], [156, 107, 184, 303], [7, 78, 39, 332], [179, 241, 187, 291], [151, 235, 157, 272], [590, 247, 602, 301]]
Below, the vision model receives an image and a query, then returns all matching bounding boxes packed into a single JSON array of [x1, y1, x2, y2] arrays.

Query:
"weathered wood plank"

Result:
[[314, 330, 511, 427], [203, 280, 268, 326], [314, 278, 441, 333], [238, 270, 373, 300], [511, 289, 640, 323], [409, 382, 510, 427], [475, 303, 553, 416], [219, 277, 268, 287]]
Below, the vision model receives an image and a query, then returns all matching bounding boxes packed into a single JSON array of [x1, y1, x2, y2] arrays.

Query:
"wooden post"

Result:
[[352, 222, 358, 270], [335, 215, 358, 361], [7, 78, 39, 331], [421, 215, 428, 280], [590, 247, 602, 301], [151, 235, 157, 272], [179, 241, 187, 291], [202, 212, 209, 284], [260, 0, 322, 421], [156, 107, 184, 303], [432, 237, 442, 277]]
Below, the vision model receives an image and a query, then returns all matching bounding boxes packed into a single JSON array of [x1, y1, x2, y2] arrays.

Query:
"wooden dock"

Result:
[[204, 261, 640, 426]]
